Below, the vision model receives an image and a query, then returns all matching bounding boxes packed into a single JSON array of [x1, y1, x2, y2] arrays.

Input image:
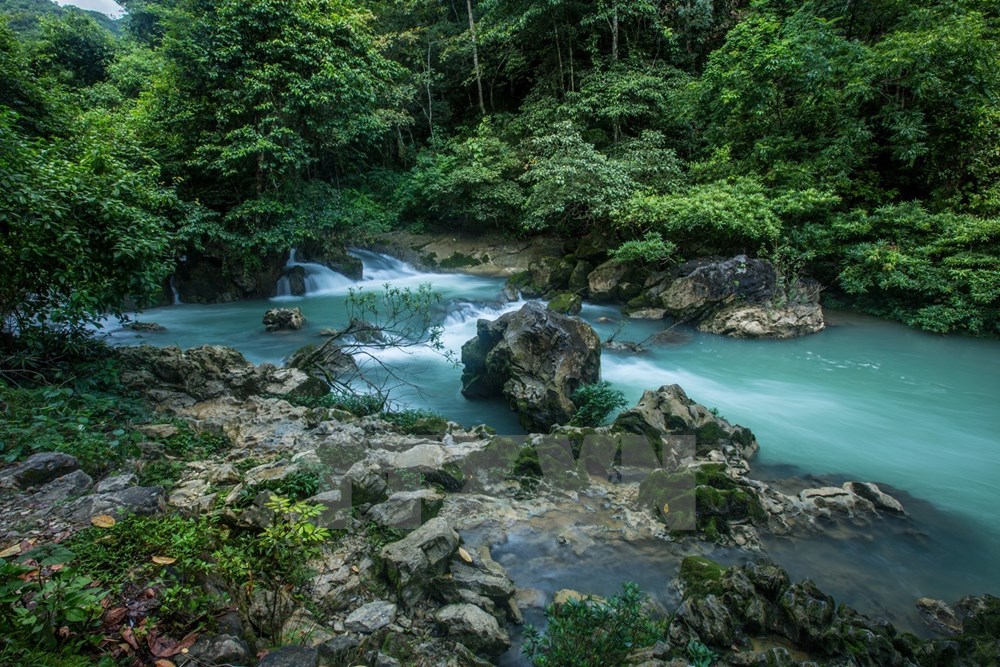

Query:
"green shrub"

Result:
[[523, 582, 663, 666], [611, 232, 677, 265], [570, 382, 628, 427], [0, 381, 145, 475], [1, 545, 107, 651]]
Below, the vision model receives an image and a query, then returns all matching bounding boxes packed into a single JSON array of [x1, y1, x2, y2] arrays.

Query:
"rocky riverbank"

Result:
[[372, 232, 825, 340], [3, 343, 994, 666]]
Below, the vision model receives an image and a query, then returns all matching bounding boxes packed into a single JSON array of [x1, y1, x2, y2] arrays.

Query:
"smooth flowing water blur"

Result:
[[104, 251, 1000, 629]]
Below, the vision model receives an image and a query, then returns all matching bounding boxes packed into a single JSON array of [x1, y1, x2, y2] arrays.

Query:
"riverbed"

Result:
[[102, 250, 1000, 640]]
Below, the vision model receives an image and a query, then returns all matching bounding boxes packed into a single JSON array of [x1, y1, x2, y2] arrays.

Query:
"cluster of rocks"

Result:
[[2, 343, 988, 666], [625, 556, 1000, 667], [0, 452, 163, 543], [620, 384, 910, 544], [502, 234, 824, 339]]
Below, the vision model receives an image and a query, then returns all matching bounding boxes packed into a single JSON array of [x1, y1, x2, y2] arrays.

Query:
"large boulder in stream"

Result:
[[698, 301, 824, 339], [460, 302, 601, 431], [645, 255, 824, 338], [659, 255, 777, 321], [615, 384, 759, 463]]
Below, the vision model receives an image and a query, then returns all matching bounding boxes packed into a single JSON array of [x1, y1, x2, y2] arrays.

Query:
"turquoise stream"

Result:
[[104, 251, 1000, 635]]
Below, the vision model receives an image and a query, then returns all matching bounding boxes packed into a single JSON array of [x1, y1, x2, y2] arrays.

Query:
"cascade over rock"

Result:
[[460, 302, 601, 431]]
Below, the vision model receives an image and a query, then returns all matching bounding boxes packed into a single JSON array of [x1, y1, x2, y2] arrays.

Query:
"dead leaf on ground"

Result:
[[458, 547, 473, 564], [0, 544, 21, 558], [104, 607, 128, 627], [151, 556, 176, 565], [120, 626, 140, 651], [154, 661, 176, 667], [91, 515, 117, 528]]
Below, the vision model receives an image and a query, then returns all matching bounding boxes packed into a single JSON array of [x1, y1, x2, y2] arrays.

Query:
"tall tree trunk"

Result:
[[466, 0, 486, 115], [569, 32, 575, 92], [425, 38, 434, 136], [554, 24, 565, 94], [611, 5, 619, 63]]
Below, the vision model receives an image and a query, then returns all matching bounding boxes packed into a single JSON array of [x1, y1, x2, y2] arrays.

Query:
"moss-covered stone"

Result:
[[403, 416, 450, 436], [512, 446, 542, 478], [695, 422, 728, 446], [679, 556, 728, 598], [439, 252, 482, 269], [693, 465, 767, 539], [547, 291, 583, 315]]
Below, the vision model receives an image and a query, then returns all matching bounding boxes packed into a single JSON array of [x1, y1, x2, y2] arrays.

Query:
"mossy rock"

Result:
[[693, 465, 767, 538], [403, 416, 450, 436], [512, 446, 542, 478], [439, 252, 482, 269], [547, 291, 583, 315], [424, 462, 465, 492], [637, 468, 697, 529], [678, 556, 727, 598], [695, 422, 728, 446]]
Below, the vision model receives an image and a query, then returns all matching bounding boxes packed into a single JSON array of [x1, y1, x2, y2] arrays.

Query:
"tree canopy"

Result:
[[1, 0, 998, 335]]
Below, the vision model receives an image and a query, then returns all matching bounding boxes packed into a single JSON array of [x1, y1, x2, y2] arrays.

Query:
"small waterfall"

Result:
[[169, 275, 182, 305], [274, 248, 356, 299], [351, 248, 420, 281]]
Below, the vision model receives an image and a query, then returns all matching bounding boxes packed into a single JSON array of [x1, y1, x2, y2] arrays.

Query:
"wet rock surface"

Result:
[[1, 343, 988, 667], [263, 307, 307, 331], [460, 301, 601, 431]]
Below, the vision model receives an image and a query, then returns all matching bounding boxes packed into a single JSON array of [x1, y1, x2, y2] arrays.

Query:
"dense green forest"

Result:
[[2, 0, 999, 340]]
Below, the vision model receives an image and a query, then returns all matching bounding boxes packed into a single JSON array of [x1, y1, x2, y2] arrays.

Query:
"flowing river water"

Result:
[[103, 250, 1000, 645]]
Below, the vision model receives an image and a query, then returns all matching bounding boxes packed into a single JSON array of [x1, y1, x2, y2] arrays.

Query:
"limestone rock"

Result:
[[3, 452, 80, 487], [434, 603, 511, 657], [284, 265, 307, 296], [64, 486, 164, 524], [588, 259, 642, 303], [95, 474, 137, 493], [124, 321, 166, 332], [547, 291, 583, 315], [118, 345, 327, 402], [614, 384, 759, 463], [318, 635, 360, 662], [173, 246, 285, 304], [660, 256, 776, 321], [843, 481, 904, 514], [286, 343, 357, 384], [529, 257, 574, 294], [917, 598, 962, 635], [281, 607, 334, 646], [367, 489, 445, 530], [460, 302, 601, 431], [263, 307, 306, 332], [345, 600, 398, 633], [380, 517, 460, 607], [181, 634, 253, 667], [568, 260, 594, 292], [33, 470, 93, 504], [698, 302, 824, 339], [258, 645, 319, 667]]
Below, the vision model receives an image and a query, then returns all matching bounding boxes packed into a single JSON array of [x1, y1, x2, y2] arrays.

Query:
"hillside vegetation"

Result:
[[1, 0, 998, 339]]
